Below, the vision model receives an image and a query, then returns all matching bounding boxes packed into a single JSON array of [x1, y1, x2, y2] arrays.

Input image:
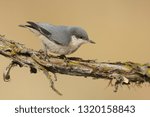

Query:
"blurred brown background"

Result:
[[0, 0, 150, 99]]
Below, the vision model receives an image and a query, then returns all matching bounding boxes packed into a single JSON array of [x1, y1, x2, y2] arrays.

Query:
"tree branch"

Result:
[[0, 35, 150, 95]]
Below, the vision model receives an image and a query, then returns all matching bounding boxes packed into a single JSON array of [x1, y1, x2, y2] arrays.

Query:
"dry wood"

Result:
[[0, 35, 150, 95]]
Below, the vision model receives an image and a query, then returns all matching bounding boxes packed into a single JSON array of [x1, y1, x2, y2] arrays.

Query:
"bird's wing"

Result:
[[36, 22, 70, 45], [20, 21, 64, 45]]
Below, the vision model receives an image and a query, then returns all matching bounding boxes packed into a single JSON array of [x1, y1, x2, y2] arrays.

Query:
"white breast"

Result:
[[40, 35, 88, 55]]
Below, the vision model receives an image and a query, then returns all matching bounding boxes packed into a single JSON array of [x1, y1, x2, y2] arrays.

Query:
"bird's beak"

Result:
[[88, 39, 95, 44]]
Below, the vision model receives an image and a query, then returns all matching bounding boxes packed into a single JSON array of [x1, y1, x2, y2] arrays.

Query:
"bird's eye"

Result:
[[80, 36, 83, 39]]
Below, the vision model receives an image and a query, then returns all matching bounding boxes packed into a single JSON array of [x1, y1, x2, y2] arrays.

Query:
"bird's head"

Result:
[[69, 26, 95, 44]]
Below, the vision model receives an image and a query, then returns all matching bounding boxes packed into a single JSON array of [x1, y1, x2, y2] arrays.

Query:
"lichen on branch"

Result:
[[0, 35, 150, 95]]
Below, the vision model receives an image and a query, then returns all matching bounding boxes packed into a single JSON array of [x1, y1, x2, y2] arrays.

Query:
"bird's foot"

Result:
[[57, 55, 70, 63], [39, 49, 53, 61], [57, 55, 67, 59]]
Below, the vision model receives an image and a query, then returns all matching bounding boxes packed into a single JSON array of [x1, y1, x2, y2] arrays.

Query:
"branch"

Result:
[[0, 35, 150, 95]]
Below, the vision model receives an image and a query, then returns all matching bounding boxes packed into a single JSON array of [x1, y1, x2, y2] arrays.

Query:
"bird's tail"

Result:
[[19, 21, 43, 36], [19, 21, 52, 39], [18, 24, 27, 28], [19, 21, 38, 29]]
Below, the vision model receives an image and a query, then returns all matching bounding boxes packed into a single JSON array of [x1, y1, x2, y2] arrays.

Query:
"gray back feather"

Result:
[[37, 23, 71, 45]]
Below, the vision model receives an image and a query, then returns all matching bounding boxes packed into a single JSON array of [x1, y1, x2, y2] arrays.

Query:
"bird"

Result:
[[19, 21, 95, 56]]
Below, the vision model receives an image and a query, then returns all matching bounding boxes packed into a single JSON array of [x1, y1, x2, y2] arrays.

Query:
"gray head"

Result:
[[69, 27, 95, 44]]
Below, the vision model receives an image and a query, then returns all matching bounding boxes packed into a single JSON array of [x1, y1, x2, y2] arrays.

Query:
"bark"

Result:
[[0, 35, 150, 95]]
